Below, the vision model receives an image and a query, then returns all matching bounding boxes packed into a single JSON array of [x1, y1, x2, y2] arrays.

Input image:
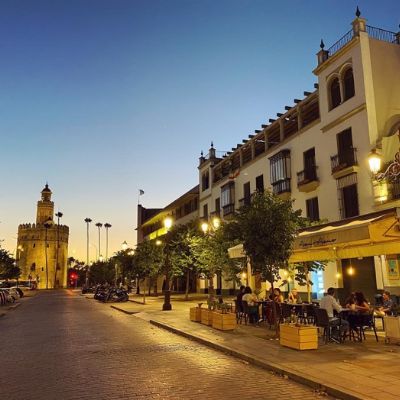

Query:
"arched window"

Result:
[[329, 77, 341, 109], [343, 68, 355, 100]]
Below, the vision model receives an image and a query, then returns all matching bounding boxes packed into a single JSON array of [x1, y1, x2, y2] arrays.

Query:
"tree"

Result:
[[230, 190, 303, 331], [191, 223, 240, 298], [167, 221, 201, 300], [112, 249, 135, 285], [133, 240, 163, 303], [0, 249, 20, 280], [89, 260, 115, 284]]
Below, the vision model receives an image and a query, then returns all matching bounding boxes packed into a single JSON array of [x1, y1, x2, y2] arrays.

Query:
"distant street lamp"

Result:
[[121, 240, 128, 251], [104, 223, 112, 260], [162, 217, 174, 311], [84, 218, 92, 286], [95, 223, 103, 260], [44, 218, 53, 289], [54, 211, 63, 288], [99, 254, 104, 262]]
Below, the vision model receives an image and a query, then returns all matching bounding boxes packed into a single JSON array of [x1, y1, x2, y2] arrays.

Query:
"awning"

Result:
[[228, 208, 400, 263]]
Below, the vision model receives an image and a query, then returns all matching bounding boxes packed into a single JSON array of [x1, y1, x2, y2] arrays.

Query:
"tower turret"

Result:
[[36, 184, 54, 224]]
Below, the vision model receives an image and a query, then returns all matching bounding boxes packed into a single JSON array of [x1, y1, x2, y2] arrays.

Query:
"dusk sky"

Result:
[[1, 0, 399, 261]]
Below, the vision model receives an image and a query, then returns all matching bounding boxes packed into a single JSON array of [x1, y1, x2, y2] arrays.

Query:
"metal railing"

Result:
[[238, 197, 252, 208], [297, 167, 318, 186], [222, 203, 235, 217], [328, 29, 354, 57], [331, 148, 358, 174], [366, 25, 398, 44], [389, 182, 400, 201], [271, 178, 291, 195]]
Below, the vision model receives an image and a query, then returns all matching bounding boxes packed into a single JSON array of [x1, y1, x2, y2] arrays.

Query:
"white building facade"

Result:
[[198, 13, 400, 301]]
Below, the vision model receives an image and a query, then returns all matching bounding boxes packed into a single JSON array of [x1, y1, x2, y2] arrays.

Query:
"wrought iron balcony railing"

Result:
[[271, 178, 291, 195], [297, 166, 318, 186], [331, 148, 358, 174]]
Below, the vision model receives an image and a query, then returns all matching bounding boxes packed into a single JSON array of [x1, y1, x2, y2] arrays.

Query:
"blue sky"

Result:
[[1, 0, 399, 260]]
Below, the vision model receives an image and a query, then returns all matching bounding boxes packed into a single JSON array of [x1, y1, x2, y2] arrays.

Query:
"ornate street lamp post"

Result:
[[84, 218, 92, 286], [104, 223, 112, 260], [95, 222, 103, 260], [54, 211, 63, 288], [162, 217, 173, 311]]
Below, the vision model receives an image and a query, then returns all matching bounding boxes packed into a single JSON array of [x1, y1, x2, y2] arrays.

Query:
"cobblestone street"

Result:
[[0, 291, 330, 400]]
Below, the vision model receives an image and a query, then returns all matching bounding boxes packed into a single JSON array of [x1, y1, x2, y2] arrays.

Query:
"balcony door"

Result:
[[303, 148, 316, 180], [337, 128, 353, 165]]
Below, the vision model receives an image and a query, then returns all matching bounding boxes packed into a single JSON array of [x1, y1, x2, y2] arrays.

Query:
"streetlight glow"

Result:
[[201, 222, 209, 233], [164, 217, 173, 230], [368, 149, 382, 175], [156, 239, 162, 246], [121, 241, 128, 251], [212, 217, 220, 230]]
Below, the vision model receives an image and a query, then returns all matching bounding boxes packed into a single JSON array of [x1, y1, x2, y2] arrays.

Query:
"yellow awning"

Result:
[[229, 209, 400, 262]]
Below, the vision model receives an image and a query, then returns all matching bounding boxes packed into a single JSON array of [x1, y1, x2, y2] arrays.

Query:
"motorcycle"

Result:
[[106, 287, 129, 302]]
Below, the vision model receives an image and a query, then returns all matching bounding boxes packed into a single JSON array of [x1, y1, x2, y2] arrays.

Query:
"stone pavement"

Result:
[[108, 293, 400, 400], [0, 290, 327, 400]]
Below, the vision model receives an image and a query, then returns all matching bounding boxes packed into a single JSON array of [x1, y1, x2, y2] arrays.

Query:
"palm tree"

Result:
[[104, 223, 112, 260], [84, 218, 92, 286], [95, 222, 103, 260]]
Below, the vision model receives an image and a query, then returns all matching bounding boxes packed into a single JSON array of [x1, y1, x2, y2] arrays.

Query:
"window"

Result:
[[255, 175, 264, 192], [243, 182, 250, 200], [302, 148, 317, 181], [215, 198, 220, 213], [33, 243, 35, 248], [221, 182, 234, 207], [337, 174, 359, 219], [203, 204, 208, 219], [343, 68, 355, 101], [269, 150, 291, 194], [329, 77, 341, 109], [201, 171, 209, 191], [306, 197, 320, 221], [337, 128, 354, 165]]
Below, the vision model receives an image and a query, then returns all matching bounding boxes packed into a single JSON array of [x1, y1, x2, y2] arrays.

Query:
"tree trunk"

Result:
[[208, 275, 215, 302], [185, 269, 190, 301], [142, 279, 146, 304], [148, 277, 151, 296], [270, 280, 280, 338]]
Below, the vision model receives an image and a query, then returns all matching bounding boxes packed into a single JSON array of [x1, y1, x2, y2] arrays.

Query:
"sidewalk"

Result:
[[105, 294, 400, 400]]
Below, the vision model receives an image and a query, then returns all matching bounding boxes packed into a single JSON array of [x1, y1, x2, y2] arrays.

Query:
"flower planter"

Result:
[[279, 323, 318, 350], [384, 316, 400, 344], [201, 308, 214, 326], [212, 311, 236, 331], [190, 307, 202, 322]]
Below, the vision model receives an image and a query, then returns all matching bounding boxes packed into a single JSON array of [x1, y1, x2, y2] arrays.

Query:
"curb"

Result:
[[149, 319, 365, 400], [110, 305, 138, 315], [8, 303, 21, 310], [129, 299, 146, 305]]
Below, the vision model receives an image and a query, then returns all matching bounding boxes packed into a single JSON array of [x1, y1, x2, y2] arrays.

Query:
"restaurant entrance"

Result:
[[341, 257, 377, 303]]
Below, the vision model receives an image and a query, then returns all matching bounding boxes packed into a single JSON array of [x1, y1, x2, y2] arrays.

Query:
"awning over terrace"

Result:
[[228, 208, 400, 263]]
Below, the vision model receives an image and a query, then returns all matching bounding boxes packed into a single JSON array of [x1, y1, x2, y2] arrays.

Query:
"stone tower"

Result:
[[17, 184, 69, 289]]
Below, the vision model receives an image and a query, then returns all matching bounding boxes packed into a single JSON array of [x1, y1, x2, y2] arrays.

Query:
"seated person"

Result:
[[288, 288, 301, 304], [345, 292, 356, 310], [354, 292, 370, 313], [273, 288, 284, 303], [375, 291, 394, 316], [242, 286, 259, 323], [320, 287, 349, 333], [236, 285, 246, 312]]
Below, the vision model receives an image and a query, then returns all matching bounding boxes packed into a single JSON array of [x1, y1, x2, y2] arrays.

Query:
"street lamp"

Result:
[[104, 223, 112, 260], [44, 218, 53, 290], [84, 218, 92, 286], [368, 149, 382, 175], [162, 216, 173, 311], [99, 254, 104, 262], [95, 222, 103, 260], [54, 211, 63, 288], [121, 240, 128, 251]]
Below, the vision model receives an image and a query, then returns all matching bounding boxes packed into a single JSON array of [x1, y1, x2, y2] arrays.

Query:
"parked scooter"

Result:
[[106, 287, 129, 302]]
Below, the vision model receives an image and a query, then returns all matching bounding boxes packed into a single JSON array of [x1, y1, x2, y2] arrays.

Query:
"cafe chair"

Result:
[[314, 308, 345, 343], [360, 313, 379, 342], [280, 303, 293, 323]]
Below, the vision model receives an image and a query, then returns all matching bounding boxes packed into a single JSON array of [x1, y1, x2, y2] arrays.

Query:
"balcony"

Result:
[[330, 148, 358, 179], [297, 166, 319, 192], [222, 203, 235, 217], [272, 178, 291, 200], [238, 197, 252, 208]]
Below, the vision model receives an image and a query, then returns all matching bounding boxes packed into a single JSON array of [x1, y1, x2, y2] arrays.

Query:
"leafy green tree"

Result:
[[230, 191, 303, 330], [169, 221, 202, 300], [191, 223, 240, 298], [0, 248, 20, 279], [89, 260, 115, 284], [133, 239, 164, 303], [112, 249, 135, 285]]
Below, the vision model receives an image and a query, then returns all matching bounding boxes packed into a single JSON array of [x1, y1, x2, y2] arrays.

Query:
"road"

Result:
[[0, 291, 329, 400]]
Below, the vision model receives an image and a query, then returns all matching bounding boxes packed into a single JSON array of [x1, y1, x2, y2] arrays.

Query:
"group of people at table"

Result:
[[237, 285, 395, 339]]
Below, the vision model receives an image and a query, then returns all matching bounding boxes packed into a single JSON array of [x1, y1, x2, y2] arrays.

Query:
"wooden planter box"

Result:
[[212, 311, 237, 331], [280, 324, 318, 350], [384, 316, 400, 344], [201, 308, 214, 326], [190, 307, 202, 322]]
